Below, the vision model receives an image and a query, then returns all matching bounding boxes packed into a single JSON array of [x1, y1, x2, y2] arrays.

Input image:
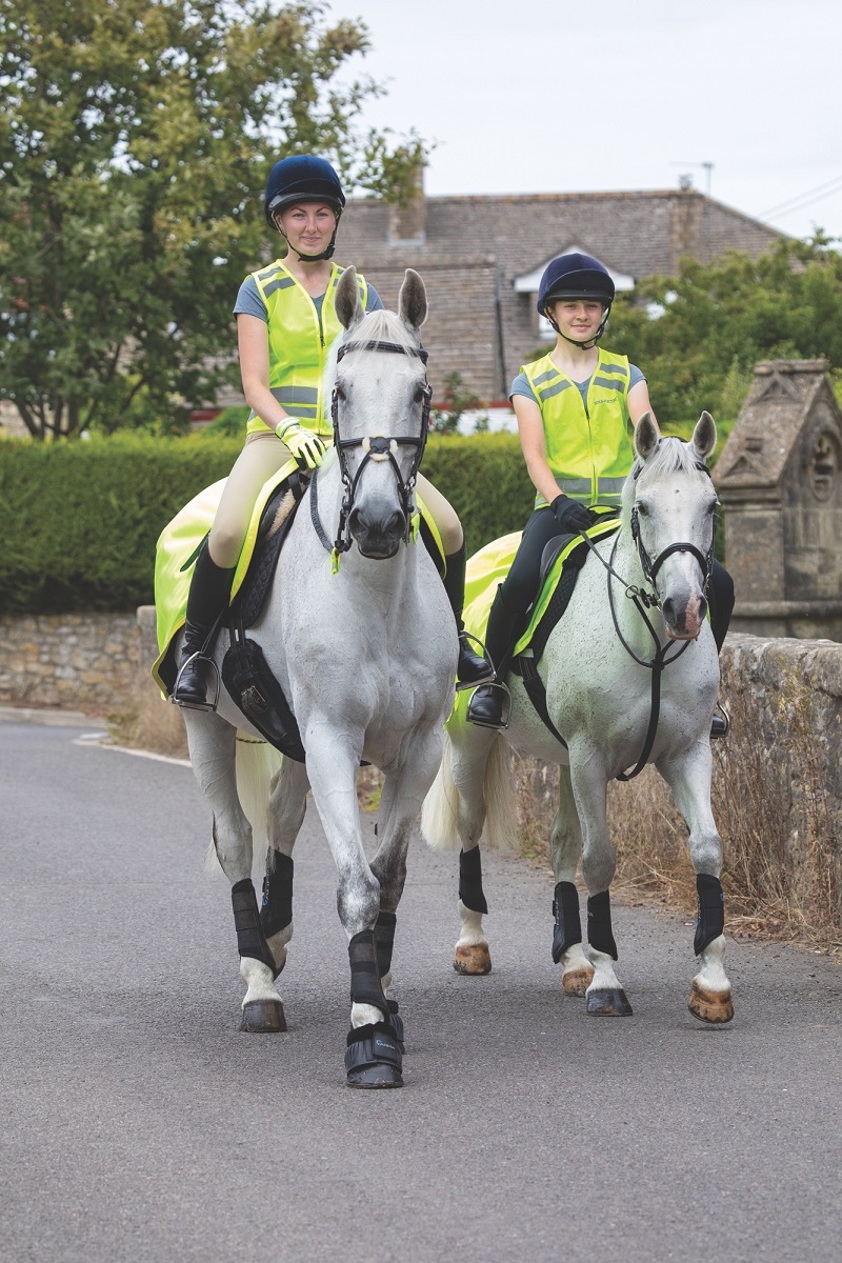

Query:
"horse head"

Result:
[[629, 411, 719, 641], [329, 268, 431, 560]]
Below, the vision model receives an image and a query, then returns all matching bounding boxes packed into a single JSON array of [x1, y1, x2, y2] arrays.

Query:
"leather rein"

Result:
[[310, 338, 431, 561], [578, 459, 716, 780]]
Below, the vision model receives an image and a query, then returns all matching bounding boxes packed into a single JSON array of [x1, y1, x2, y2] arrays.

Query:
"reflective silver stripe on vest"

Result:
[[592, 375, 625, 392], [273, 385, 318, 420], [256, 265, 282, 281], [555, 478, 592, 499], [261, 275, 296, 298], [537, 379, 573, 401]]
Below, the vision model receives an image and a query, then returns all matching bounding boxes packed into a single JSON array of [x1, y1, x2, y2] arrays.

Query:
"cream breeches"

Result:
[[208, 431, 462, 569]]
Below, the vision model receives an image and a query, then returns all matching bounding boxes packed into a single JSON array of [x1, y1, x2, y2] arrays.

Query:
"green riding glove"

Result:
[[276, 420, 326, 470]]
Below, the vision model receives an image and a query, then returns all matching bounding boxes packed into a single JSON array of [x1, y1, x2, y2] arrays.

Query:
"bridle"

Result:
[[578, 456, 717, 780], [310, 338, 432, 563]]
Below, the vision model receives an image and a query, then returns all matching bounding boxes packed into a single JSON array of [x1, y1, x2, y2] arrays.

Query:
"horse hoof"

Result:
[[562, 965, 595, 997], [240, 999, 286, 1033], [586, 987, 633, 1016], [688, 980, 734, 1025], [346, 1064, 404, 1089], [454, 944, 492, 975]]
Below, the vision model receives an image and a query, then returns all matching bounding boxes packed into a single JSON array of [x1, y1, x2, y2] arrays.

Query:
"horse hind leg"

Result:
[[455, 845, 492, 975], [550, 766, 594, 997], [451, 729, 508, 975]]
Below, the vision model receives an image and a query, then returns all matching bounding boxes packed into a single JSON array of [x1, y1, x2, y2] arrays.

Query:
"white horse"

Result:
[[421, 413, 733, 1024], [181, 268, 457, 1086]]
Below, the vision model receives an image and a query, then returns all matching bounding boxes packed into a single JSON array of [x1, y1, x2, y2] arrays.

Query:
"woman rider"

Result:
[[174, 154, 492, 706], [467, 251, 734, 731]]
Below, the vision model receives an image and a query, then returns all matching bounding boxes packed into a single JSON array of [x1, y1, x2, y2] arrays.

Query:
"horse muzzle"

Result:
[[662, 593, 707, 641], [348, 504, 407, 559]]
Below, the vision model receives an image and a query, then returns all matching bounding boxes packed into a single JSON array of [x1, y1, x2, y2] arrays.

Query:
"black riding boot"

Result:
[[173, 545, 236, 708], [442, 543, 495, 689], [708, 560, 735, 739], [466, 585, 526, 729]]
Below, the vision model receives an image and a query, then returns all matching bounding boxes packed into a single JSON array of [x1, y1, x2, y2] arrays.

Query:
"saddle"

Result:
[[152, 466, 447, 761], [454, 509, 621, 740]]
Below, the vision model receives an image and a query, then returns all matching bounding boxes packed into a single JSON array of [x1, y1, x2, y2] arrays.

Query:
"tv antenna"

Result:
[[671, 161, 714, 196]]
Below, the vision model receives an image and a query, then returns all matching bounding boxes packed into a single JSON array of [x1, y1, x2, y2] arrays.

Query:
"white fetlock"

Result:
[[560, 943, 595, 996], [240, 955, 280, 1006], [455, 902, 492, 974], [689, 934, 734, 1023]]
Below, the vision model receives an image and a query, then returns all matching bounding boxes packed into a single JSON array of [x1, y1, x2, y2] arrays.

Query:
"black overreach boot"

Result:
[[173, 545, 236, 708], [442, 543, 495, 689], [466, 585, 525, 729]]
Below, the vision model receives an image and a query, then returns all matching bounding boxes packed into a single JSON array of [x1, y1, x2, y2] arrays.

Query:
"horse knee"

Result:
[[337, 874, 381, 935]]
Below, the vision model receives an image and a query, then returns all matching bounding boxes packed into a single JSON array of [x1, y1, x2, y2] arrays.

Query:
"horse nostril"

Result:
[[661, 597, 678, 627]]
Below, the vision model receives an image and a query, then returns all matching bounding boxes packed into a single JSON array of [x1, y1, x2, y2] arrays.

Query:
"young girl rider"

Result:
[[467, 251, 733, 731], [174, 154, 491, 706]]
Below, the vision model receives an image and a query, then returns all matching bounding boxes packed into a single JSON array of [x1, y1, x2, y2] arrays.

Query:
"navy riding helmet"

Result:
[[536, 252, 616, 346], [264, 154, 346, 260]]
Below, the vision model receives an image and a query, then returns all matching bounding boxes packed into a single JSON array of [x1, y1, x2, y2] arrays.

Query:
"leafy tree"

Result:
[[0, 0, 424, 439], [606, 234, 842, 422]]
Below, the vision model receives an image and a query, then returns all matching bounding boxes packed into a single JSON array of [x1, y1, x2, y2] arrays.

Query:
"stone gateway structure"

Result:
[[715, 359, 842, 641]]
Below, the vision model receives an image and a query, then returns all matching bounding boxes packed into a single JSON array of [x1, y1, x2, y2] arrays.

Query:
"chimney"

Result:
[[387, 160, 426, 245]]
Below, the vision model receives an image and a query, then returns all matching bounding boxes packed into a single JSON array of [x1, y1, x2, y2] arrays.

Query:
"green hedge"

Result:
[[0, 433, 533, 614]]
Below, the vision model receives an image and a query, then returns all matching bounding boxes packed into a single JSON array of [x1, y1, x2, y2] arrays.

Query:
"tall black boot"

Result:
[[466, 585, 526, 729], [708, 560, 735, 739], [173, 545, 236, 708], [442, 543, 495, 689]]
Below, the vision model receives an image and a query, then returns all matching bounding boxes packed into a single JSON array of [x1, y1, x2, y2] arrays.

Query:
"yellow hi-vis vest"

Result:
[[245, 261, 369, 438], [521, 348, 634, 508]]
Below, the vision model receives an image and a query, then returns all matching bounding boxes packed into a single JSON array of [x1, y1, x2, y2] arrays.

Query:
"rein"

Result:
[[577, 463, 716, 780], [311, 338, 431, 563]]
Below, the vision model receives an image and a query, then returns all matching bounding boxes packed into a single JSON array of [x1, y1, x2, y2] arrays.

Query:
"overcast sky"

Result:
[[326, 0, 842, 244]]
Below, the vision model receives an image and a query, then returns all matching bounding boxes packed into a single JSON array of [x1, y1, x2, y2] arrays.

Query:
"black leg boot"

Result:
[[173, 545, 236, 708], [442, 543, 495, 689], [466, 585, 526, 729], [708, 560, 735, 739]]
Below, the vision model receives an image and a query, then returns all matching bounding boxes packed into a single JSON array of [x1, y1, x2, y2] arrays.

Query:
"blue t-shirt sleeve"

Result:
[[233, 275, 267, 321], [629, 363, 645, 389], [509, 370, 535, 403]]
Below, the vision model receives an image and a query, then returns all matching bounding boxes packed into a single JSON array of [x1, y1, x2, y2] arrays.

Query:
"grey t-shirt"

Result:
[[234, 273, 384, 321], [511, 363, 645, 412]]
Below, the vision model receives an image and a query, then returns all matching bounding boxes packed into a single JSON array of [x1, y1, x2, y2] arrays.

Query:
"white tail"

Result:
[[203, 736, 283, 876], [421, 730, 517, 853]]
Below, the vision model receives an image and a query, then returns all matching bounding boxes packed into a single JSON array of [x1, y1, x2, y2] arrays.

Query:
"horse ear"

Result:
[[336, 265, 364, 331], [634, 411, 661, 461], [692, 411, 717, 460], [399, 269, 427, 331]]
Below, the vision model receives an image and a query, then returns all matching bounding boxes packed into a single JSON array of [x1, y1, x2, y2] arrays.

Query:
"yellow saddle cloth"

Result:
[[151, 463, 445, 695], [452, 510, 621, 724]]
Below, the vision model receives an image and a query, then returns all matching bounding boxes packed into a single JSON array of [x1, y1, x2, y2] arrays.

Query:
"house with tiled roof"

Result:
[[336, 173, 782, 405]]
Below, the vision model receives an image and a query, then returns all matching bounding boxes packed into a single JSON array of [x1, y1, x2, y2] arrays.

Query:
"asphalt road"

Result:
[[2, 717, 841, 1263]]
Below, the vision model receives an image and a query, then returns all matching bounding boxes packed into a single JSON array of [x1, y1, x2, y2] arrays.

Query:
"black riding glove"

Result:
[[550, 495, 592, 535]]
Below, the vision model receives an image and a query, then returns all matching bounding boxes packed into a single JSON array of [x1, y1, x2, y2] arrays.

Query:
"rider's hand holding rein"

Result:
[[276, 419, 326, 470]]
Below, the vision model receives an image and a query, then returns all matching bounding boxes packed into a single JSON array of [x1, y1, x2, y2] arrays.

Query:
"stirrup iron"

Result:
[[455, 629, 495, 692], [173, 651, 222, 712], [467, 680, 512, 730]]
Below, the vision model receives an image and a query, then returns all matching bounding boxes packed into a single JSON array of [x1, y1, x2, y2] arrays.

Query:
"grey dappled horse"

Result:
[[422, 414, 734, 1024], [182, 268, 457, 1086]]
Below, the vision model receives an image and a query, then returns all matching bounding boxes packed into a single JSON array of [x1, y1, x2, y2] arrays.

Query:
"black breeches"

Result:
[[500, 508, 564, 616]]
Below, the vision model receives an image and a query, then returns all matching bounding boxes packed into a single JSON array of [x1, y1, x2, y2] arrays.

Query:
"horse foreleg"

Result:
[[659, 747, 733, 1024], [183, 713, 285, 1031], [568, 752, 633, 1016], [304, 730, 401, 1086], [550, 766, 594, 996]]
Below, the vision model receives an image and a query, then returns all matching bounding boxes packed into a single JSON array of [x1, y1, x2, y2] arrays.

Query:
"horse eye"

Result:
[[413, 385, 425, 404], [636, 502, 648, 518]]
